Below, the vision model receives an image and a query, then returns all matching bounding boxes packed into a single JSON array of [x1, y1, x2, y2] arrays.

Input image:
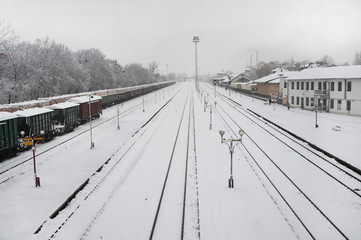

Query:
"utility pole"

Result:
[[193, 36, 200, 91]]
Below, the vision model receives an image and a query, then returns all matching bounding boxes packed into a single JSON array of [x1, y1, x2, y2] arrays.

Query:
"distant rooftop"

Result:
[[287, 65, 361, 80]]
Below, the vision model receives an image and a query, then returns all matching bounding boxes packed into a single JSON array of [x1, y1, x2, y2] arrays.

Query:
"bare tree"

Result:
[[354, 51, 361, 65], [318, 54, 335, 66]]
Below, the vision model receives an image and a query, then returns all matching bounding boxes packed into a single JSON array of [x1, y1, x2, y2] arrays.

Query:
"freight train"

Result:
[[0, 81, 175, 158]]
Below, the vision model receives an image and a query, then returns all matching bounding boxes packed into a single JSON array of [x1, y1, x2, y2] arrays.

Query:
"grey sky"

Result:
[[1, 0, 361, 75]]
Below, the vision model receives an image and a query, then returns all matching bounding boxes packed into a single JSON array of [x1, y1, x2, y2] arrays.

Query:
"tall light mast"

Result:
[[193, 36, 200, 91]]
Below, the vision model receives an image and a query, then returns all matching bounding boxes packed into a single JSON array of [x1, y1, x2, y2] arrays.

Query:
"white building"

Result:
[[286, 65, 361, 116]]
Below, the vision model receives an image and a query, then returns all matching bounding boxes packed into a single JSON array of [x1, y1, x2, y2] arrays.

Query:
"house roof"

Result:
[[254, 72, 286, 84], [230, 73, 253, 83], [287, 65, 361, 81]]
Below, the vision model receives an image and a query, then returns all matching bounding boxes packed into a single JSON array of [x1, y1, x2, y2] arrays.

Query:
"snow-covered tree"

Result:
[[76, 48, 115, 91]]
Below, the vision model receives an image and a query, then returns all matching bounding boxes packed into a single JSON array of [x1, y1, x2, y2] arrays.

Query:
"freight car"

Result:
[[47, 102, 79, 134], [0, 81, 176, 112], [15, 108, 54, 140], [101, 93, 119, 108], [68, 95, 102, 124], [0, 112, 18, 157], [0, 81, 176, 158]]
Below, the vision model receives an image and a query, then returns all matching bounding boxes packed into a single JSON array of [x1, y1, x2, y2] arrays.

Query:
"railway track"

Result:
[[0, 91, 167, 185], [34, 84, 200, 239], [149, 88, 199, 239], [34, 86, 181, 239], [203, 83, 361, 186], [201, 83, 361, 239]]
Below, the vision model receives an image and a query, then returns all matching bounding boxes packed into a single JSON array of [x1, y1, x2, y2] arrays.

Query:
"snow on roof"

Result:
[[68, 95, 102, 104], [0, 112, 18, 121], [15, 107, 53, 117], [271, 67, 288, 73], [254, 72, 281, 83], [287, 65, 361, 80], [48, 102, 79, 110], [254, 71, 299, 84]]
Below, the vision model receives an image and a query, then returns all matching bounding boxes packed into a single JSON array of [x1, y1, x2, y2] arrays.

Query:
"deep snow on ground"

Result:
[[0, 82, 360, 240]]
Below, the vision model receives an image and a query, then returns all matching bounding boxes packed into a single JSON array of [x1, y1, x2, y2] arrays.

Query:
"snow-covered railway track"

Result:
[[209, 88, 361, 196], [204, 85, 361, 239], [204, 83, 361, 179], [148, 88, 199, 239], [33, 87, 184, 239], [0, 97, 157, 185]]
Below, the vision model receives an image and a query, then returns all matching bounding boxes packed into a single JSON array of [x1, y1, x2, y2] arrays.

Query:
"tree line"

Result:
[[0, 20, 167, 104]]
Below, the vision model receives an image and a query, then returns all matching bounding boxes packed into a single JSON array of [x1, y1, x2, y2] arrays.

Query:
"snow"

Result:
[[254, 72, 281, 83], [287, 65, 361, 80], [68, 95, 102, 104], [0, 112, 18, 121], [47, 102, 79, 109], [0, 82, 360, 240], [14, 107, 54, 117]]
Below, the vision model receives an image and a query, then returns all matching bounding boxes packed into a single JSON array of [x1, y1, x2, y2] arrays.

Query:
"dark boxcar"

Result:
[[102, 94, 118, 108], [15, 107, 54, 140], [0, 112, 18, 157], [48, 102, 79, 134], [68, 95, 102, 123]]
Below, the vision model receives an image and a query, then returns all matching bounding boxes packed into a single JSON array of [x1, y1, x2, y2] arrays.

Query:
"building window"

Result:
[[337, 100, 342, 110], [311, 82, 314, 90], [296, 97, 299, 105], [331, 82, 334, 91], [331, 99, 334, 109], [284, 81, 287, 88], [306, 97, 309, 106], [323, 82, 327, 90], [291, 82, 294, 89], [291, 96, 294, 104], [347, 82, 351, 92], [301, 82, 304, 90], [306, 82, 309, 90], [297, 82, 299, 90], [338, 82, 342, 91], [318, 82, 322, 90], [347, 101, 351, 111], [311, 98, 314, 107]]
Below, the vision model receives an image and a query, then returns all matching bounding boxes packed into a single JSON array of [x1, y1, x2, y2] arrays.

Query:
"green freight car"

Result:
[[102, 93, 119, 108], [15, 108, 54, 140], [48, 102, 79, 134], [0, 112, 19, 158]]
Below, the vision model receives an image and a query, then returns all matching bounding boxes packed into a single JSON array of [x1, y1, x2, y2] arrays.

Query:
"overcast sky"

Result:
[[1, 0, 361, 75]]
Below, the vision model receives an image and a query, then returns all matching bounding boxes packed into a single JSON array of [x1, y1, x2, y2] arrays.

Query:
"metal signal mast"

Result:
[[193, 36, 200, 91]]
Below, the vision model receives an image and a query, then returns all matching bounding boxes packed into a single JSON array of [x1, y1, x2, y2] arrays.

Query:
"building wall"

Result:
[[257, 83, 279, 96], [288, 78, 361, 116]]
